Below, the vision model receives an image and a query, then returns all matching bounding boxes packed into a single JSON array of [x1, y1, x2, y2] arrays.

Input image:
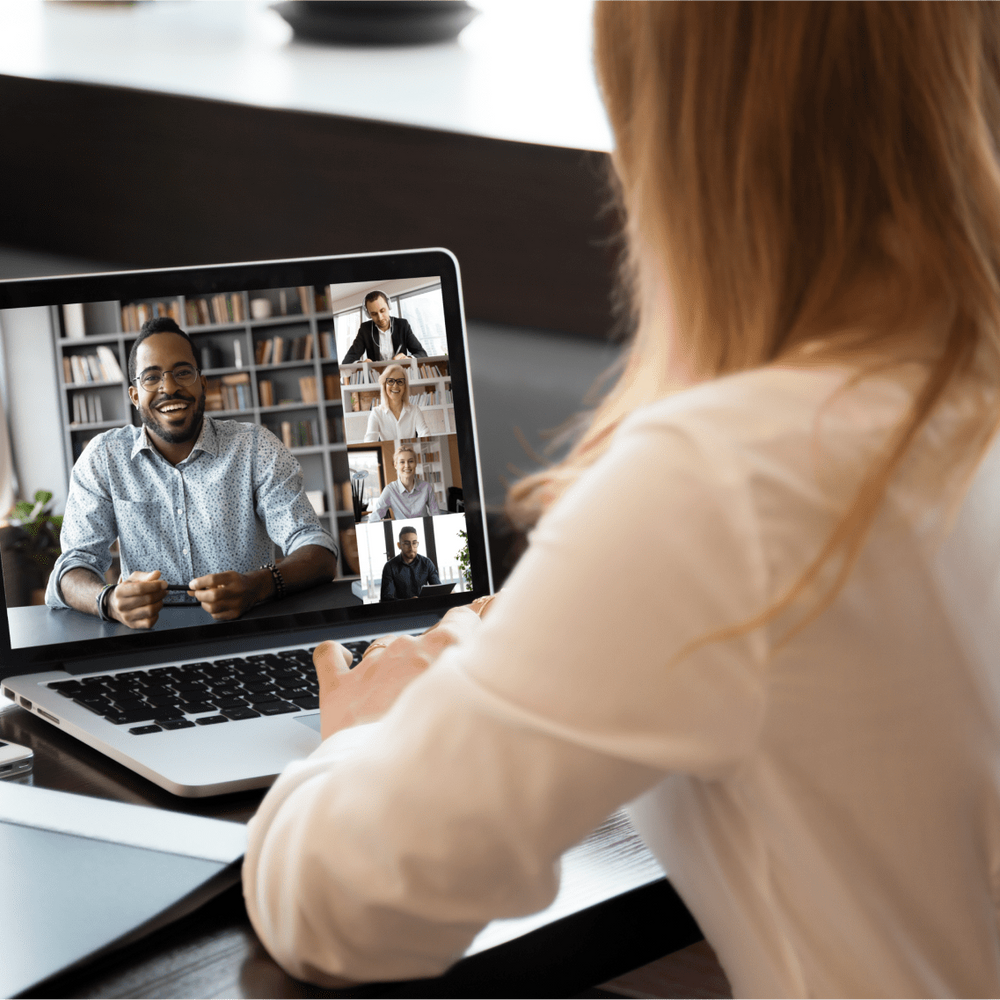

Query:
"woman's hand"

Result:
[[313, 597, 496, 740]]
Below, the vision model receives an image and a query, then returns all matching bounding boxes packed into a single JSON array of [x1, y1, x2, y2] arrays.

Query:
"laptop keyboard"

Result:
[[44, 642, 371, 736]]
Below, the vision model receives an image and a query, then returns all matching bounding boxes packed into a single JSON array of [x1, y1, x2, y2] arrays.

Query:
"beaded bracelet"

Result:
[[261, 563, 286, 601]]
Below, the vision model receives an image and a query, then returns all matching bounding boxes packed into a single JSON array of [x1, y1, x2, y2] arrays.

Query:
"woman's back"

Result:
[[620, 362, 1000, 996]]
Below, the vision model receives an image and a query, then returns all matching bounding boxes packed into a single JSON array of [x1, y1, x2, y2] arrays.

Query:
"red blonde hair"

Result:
[[508, 1, 1000, 637]]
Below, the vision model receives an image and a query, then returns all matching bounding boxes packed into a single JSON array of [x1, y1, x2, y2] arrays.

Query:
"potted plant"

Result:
[[0, 490, 63, 606]]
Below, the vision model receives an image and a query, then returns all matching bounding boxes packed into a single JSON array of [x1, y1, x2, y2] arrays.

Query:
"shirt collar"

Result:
[[131, 415, 217, 461]]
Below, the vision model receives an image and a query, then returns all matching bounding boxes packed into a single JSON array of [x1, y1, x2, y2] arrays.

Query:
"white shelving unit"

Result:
[[339, 355, 453, 445]]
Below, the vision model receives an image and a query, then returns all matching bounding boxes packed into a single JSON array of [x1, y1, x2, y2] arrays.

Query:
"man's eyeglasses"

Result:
[[384, 378, 406, 388], [134, 365, 200, 391]]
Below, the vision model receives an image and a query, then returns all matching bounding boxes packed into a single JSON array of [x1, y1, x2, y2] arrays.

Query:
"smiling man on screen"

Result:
[[46, 317, 338, 628]]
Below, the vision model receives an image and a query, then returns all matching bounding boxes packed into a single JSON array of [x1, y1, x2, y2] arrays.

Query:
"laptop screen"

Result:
[[0, 250, 492, 677]]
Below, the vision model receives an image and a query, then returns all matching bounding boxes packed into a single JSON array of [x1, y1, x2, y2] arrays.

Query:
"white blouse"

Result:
[[363, 402, 430, 443], [244, 362, 1000, 996]]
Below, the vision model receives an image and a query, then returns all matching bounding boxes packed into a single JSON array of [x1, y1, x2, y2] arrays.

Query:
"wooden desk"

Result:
[[0, 699, 701, 998]]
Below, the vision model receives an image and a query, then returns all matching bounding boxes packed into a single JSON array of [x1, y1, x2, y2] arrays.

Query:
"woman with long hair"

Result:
[[362, 363, 430, 443], [244, 4, 1000, 994]]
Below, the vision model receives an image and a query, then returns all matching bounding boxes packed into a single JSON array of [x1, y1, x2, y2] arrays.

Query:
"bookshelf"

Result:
[[52, 286, 362, 578], [339, 356, 454, 445]]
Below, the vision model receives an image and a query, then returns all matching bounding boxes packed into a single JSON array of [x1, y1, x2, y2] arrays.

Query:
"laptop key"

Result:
[[152, 708, 186, 721], [195, 715, 229, 726], [214, 697, 250, 709], [105, 708, 157, 725], [74, 697, 112, 713], [290, 695, 320, 710], [245, 690, 280, 704], [207, 684, 244, 698], [129, 725, 162, 735], [158, 718, 196, 730], [254, 701, 299, 716], [180, 702, 217, 714], [221, 706, 261, 720]]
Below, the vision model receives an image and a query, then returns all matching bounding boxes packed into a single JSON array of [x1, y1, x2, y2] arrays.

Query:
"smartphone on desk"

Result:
[[0, 740, 33, 779]]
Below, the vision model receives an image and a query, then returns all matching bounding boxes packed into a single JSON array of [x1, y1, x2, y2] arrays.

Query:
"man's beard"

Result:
[[140, 392, 206, 445]]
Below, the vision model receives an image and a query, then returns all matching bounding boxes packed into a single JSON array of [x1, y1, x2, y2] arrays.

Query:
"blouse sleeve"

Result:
[[413, 404, 431, 438], [363, 407, 382, 443], [243, 408, 772, 986]]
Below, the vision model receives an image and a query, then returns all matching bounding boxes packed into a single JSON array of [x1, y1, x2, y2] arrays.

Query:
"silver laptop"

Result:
[[0, 249, 493, 797]]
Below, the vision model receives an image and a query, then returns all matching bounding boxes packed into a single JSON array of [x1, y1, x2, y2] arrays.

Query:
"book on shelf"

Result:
[[121, 300, 181, 333], [204, 379, 224, 411], [71, 393, 103, 425], [65, 351, 123, 385], [256, 336, 313, 365], [62, 303, 86, 339], [323, 374, 339, 400], [187, 294, 244, 327], [220, 372, 252, 411], [299, 376, 317, 404], [278, 419, 319, 449], [350, 391, 379, 412], [255, 338, 274, 365], [326, 415, 343, 443], [258, 379, 274, 408], [297, 286, 311, 315], [320, 331, 335, 360], [95, 346, 124, 381]]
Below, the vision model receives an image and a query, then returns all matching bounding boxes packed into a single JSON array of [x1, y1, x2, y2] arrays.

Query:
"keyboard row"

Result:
[[46, 642, 370, 736]]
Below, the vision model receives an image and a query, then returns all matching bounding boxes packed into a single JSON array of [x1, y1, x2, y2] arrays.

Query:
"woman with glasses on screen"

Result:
[[362, 363, 430, 444], [245, 4, 1000, 994]]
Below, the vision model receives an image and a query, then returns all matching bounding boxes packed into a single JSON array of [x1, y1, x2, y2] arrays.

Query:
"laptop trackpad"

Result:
[[294, 714, 322, 733]]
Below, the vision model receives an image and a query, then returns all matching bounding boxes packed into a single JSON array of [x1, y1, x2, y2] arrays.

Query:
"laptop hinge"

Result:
[[55, 614, 443, 675]]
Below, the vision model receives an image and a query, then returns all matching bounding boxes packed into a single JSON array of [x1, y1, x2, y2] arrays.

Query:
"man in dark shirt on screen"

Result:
[[380, 527, 440, 600], [341, 290, 427, 363]]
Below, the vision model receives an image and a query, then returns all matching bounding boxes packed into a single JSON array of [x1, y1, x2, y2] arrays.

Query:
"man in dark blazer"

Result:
[[341, 290, 428, 363]]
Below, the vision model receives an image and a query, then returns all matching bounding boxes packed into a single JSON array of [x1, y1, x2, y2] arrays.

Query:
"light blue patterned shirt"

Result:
[[46, 417, 337, 608]]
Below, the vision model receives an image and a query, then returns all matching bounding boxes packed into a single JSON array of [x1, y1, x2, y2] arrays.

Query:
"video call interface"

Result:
[[1, 274, 475, 650]]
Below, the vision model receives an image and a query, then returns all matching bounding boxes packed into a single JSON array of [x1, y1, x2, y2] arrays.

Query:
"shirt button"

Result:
[[177, 508, 182, 515], [183, 547, 189, 555]]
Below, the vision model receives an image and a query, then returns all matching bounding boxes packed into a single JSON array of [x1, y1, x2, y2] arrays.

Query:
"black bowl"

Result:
[[272, 1, 479, 46]]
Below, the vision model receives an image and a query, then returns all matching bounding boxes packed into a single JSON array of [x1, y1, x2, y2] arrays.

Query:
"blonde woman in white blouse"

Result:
[[362, 363, 430, 443], [245, 4, 1000, 995]]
